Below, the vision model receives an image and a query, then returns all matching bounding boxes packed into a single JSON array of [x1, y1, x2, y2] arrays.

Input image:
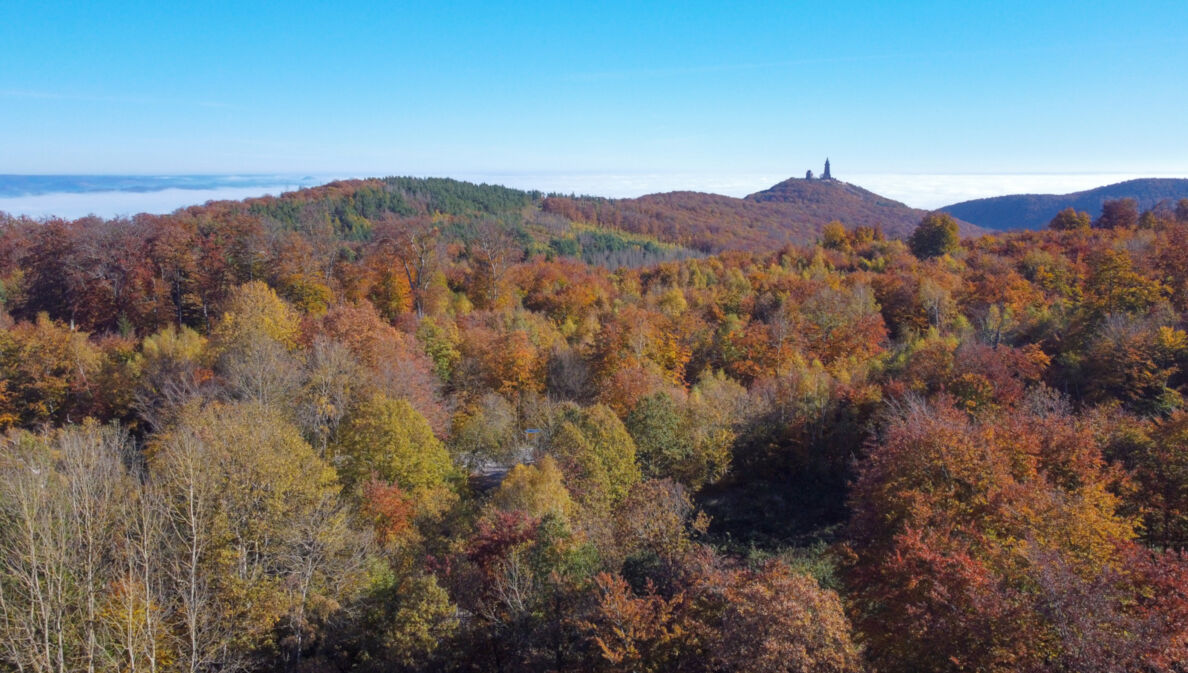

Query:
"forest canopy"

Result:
[[2, 177, 1188, 672]]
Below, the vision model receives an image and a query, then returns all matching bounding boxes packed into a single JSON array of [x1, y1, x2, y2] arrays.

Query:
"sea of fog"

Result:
[[1, 172, 1184, 220]]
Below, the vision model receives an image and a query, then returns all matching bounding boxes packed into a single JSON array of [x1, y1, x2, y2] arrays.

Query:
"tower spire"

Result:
[[823, 158, 832, 180]]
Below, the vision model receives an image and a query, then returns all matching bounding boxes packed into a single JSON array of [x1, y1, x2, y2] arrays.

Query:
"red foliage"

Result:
[[359, 477, 417, 547]]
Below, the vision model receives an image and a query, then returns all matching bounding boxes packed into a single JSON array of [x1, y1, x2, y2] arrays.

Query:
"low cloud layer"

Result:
[[0, 186, 306, 220]]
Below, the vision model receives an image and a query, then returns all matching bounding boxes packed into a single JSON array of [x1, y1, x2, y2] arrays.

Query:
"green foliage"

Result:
[[416, 317, 462, 383], [546, 227, 699, 268], [249, 184, 414, 238], [625, 391, 686, 480], [549, 403, 641, 509], [908, 212, 960, 259], [382, 176, 539, 215], [355, 568, 459, 669]]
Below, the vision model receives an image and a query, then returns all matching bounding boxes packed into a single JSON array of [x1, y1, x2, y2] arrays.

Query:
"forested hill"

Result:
[[940, 177, 1188, 230], [6, 171, 1188, 672], [543, 176, 983, 253], [233, 176, 702, 269], [0, 173, 975, 264], [745, 177, 983, 239]]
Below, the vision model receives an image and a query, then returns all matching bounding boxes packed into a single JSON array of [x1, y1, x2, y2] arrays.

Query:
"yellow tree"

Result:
[[332, 393, 457, 495], [132, 324, 211, 431], [151, 401, 362, 671], [0, 313, 101, 429], [490, 455, 577, 522], [210, 281, 304, 407], [549, 404, 641, 511]]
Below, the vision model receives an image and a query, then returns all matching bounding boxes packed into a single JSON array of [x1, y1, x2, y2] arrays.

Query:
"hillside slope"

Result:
[[745, 178, 982, 239], [544, 177, 980, 253], [940, 178, 1188, 230]]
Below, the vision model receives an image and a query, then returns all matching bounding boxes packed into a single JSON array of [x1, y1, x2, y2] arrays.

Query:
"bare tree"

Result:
[[132, 326, 212, 433], [59, 425, 129, 673], [296, 336, 362, 458], [107, 478, 169, 673], [374, 216, 440, 318], [218, 336, 304, 408], [469, 218, 523, 308], [0, 424, 133, 673], [276, 489, 369, 672], [0, 433, 74, 673], [152, 427, 238, 673]]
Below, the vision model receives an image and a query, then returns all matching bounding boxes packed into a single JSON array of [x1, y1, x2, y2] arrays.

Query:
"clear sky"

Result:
[[2, 1, 1187, 183]]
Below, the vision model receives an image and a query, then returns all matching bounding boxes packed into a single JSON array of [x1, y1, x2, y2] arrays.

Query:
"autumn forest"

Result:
[[4, 177, 1188, 673]]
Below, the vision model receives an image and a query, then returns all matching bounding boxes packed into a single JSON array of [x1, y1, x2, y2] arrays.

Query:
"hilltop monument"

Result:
[[823, 158, 832, 180]]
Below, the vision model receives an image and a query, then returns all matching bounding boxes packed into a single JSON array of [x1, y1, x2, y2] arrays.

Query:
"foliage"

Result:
[[332, 394, 456, 494], [550, 403, 642, 509], [6, 176, 1188, 670], [908, 212, 960, 259], [490, 455, 577, 521], [1048, 206, 1092, 231]]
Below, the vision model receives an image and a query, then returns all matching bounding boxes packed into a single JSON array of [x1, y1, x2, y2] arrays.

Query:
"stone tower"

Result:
[[823, 158, 832, 180]]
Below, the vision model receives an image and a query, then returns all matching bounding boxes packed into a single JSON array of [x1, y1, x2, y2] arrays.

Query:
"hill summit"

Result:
[[545, 174, 980, 253], [744, 176, 962, 238]]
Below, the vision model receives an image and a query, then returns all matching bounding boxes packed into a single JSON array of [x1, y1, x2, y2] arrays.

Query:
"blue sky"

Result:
[[2, 1, 1187, 185]]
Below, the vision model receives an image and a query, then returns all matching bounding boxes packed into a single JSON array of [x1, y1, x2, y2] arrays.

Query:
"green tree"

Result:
[[625, 392, 687, 481], [550, 404, 641, 509], [1049, 207, 1092, 231], [1127, 412, 1188, 548], [908, 213, 960, 259], [351, 570, 458, 670]]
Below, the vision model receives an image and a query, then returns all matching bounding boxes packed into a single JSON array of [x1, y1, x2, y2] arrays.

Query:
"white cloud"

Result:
[[0, 186, 300, 220]]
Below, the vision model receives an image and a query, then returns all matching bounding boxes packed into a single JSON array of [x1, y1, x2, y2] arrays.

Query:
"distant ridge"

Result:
[[939, 178, 1188, 231]]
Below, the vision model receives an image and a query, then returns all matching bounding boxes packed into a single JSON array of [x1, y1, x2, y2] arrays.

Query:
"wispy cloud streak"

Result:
[[0, 89, 234, 109]]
